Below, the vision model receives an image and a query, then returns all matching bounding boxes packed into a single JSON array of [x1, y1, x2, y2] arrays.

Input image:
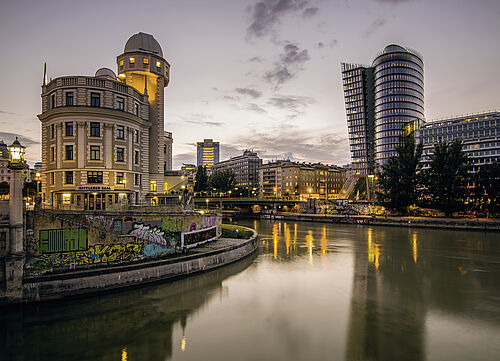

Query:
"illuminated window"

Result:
[[116, 172, 124, 184], [62, 194, 71, 205], [150, 180, 157, 192], [120, 59, 124, 67], [156, 61, 161, 68], [143, 57, 149, 65], [129, 57, 135, 64]]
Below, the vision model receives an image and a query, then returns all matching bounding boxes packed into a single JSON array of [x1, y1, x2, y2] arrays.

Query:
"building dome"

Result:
[[383, 44, 407, 53], [124, 32, 163, 57], [95, 67, 116, 80]]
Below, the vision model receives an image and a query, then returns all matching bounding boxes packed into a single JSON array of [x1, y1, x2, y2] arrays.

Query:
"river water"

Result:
[[1, 219, 500, 361]]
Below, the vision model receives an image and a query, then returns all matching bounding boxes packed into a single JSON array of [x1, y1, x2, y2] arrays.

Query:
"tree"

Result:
[[475, 161, 500, 215], [209, 170, 236, 193], [194, 166, 208, 193], [23, 181, 37, 198], [377, 135, 423, 215], [423, 139, 470, 217]]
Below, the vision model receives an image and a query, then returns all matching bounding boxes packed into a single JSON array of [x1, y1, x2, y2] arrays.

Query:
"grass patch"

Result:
[[221, 224, 254, 239]]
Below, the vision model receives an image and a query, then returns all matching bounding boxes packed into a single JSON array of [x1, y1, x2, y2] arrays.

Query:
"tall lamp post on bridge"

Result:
[[4, 137, 26, 300]]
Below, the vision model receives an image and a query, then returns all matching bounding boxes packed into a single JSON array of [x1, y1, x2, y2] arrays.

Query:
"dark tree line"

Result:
[[377, 136, 499, 217], [194, 166, 236, 194]]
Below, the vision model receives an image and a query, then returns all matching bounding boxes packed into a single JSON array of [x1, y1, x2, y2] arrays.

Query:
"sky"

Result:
[[0, 0, 499, 168]]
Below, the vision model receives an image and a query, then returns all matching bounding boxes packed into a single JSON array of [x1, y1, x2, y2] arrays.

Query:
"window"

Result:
[[90, 93, 100, 107], [90, 145, 100, 160], [51, 94, 56, 108], [116, 172, 124, 184], [87, 171, 103, 183], [119, 59, 124, 67], [51, 172, 55, 185], [135, 173, 141, 186], [66, 92, 74, 106], [117, 147, 124, 162], [65, 171, 73, 184], [116, 125, 124, 139], [50, 147, 55, 162], [150, 180, 157, 192], [65, 122, 73, 136], [156, 61, 161, 68], [143, 57, 149, 65], [134, 150, 139, 165], [134, 129, 139, 143], [51, 124, 55, 138], [65, 145, 73, 160], [134, 103, 139, 116], [90, 122, 100, 137], [129, 57, 135, 65], [117, 97, 124, 111]]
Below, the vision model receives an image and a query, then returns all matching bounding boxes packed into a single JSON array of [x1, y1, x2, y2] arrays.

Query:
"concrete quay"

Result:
[[2, 231, 258, 305], [250, 213, 500, 232]]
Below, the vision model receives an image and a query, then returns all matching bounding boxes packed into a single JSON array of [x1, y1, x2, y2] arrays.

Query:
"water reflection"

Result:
[[0, 253, 256, 361]]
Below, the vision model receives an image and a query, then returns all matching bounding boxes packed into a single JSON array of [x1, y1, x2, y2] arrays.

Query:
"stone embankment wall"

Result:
[[21, 230, 258, 303], [254, 213, 500, 231], [25, 210, 222, 274]]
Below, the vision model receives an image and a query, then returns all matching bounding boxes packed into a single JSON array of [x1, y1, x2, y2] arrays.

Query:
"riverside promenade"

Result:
[[253, 212, 500, 232], [1, 229, 258, 305]]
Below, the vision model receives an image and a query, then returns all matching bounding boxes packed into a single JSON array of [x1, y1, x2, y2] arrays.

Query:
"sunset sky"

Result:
[[1, 0, 499, 168]]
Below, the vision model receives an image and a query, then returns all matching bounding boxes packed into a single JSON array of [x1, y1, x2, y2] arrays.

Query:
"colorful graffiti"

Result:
[[189, 216, 217, 231], [162, 218, 183, 232], [183, 227, 217, 248], [144, 243, 174, 257], [128, 223, 180, 249], [40, 243, 144, 268], [39, 228, 88, 253]]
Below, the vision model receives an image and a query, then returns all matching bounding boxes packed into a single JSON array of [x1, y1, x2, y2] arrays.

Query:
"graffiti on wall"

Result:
[[128, 223, 180, 249], [183, 226, 217, 248], [40, 243, 144, 268], [82, 215, 114, 231], [189, 216, 217, 231], [162, 218, 183, 232], [39, 228, 88, 253]]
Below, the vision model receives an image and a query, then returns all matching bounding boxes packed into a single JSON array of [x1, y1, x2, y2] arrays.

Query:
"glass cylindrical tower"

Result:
[[373, 44, 424, 168]]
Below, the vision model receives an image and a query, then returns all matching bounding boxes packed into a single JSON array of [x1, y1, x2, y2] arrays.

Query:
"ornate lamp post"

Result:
[[4, 137, 26, 300]]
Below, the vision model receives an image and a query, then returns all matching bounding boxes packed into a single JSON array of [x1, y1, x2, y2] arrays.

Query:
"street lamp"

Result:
[[206, 198, 209, 211], [8, 137, 26, 168]]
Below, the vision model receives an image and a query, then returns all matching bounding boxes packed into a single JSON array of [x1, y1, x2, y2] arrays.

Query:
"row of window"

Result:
[[50, 122, 141, 142], [50, 171, 144, 186], [50, 144, 140, 164], [50, 92, 140, 116]]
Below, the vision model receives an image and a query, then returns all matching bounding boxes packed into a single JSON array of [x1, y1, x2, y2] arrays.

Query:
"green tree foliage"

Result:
[[209, 170, 236, 193], [424, 139, 470, 217], [0, 181, 9, 195], [194, 166, 208, 192], [377, 136, 423, 215], [475, 161, 500, 214]]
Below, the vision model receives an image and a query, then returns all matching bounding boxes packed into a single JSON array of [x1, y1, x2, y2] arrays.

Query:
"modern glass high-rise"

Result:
[[342, 44, 424, 173]]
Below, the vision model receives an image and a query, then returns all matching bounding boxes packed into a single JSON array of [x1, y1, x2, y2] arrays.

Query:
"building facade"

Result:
[[342, 44, 424, 173], [259, 161, 346, 200], [212, 150, 262, 193], [196, 139, 219, 168], [38, 32, 170, 209], [164, 131, 173, 172], [415, 111, 500, 173]]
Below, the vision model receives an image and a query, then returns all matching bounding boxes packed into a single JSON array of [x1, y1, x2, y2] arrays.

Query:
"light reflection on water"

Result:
[[1, 219, 499, 361]]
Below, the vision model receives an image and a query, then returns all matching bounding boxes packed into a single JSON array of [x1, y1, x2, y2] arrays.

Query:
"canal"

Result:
[[1, 219, 500, 361]]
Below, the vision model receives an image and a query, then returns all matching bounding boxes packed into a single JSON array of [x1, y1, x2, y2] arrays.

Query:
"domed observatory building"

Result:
[[38, 33, 171, 209]]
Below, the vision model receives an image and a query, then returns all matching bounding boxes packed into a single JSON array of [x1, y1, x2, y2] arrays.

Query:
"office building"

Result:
[[164, 131, 173, 172], [38, 32, 171, 209], [197, 139, 219, 168], [212, 150, 262, 193], [342, 44, 424, 174], [259, 160, 346, 199], [415, 111, 500, 173]]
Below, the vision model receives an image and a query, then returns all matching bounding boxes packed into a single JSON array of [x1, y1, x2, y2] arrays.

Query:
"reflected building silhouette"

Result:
[[0, 254, 256, 361]]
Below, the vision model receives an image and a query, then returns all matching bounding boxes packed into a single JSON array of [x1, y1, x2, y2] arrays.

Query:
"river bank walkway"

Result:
[[251, 213, 500, 232]]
